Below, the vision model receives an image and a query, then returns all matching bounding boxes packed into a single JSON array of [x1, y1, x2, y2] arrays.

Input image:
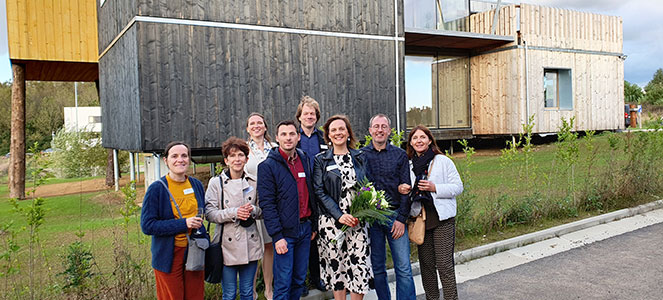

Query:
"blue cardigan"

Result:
[[140, 175, 207, 273]]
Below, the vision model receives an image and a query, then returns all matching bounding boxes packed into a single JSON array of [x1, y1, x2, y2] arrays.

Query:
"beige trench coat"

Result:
[[205, 172, 264, 266]]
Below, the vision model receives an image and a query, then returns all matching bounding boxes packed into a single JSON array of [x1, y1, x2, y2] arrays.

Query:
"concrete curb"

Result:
[[453, 199, 663, 265], [302, 199, 663, 300]]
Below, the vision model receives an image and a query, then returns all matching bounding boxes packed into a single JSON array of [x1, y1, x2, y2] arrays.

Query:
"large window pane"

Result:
[[406, 56, 437, 128], [405, 0, 470, 31], [544, 70, 558, 108], [405, 0, 437, 29], [544, 69, 573, 109], [436, 56, 470, 128]]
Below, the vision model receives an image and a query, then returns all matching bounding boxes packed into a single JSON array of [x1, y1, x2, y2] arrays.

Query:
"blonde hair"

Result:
[[295, 96, 321, 123]]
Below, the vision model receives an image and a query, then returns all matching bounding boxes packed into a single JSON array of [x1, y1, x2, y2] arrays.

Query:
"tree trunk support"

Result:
[[9, 63, 26, 199]]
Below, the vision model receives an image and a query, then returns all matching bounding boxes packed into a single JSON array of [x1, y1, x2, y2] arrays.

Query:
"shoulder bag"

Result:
[[407, 161, 433, 245], [158, 179, 210, 272], [204, 176, 225, 284]]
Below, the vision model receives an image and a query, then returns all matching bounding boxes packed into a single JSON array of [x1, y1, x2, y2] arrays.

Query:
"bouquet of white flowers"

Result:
[[332, 178, 394, 244]]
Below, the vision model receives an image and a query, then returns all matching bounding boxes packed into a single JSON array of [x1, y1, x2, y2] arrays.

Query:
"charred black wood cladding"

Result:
[[99, 21, 403, 152], [98, 0, 401, 52], [99, 26, 142, 151]]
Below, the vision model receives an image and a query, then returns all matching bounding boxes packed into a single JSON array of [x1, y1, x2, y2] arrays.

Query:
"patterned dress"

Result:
[[317, 153, 373, 294]]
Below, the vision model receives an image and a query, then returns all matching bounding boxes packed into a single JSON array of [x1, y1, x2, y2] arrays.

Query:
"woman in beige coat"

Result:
[[206, 137, 264, 300]]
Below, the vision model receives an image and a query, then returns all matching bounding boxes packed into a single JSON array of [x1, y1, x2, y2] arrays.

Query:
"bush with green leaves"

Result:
[[49, 128, 128, 178]]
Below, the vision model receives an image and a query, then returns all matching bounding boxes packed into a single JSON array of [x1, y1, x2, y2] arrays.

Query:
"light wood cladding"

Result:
[[6, 0, 99, 63], [469, 4, 624, 135], [436, 57, 470, 128]]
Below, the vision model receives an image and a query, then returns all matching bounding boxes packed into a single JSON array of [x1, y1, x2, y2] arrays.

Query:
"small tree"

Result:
[[50, 128, 128, 178], [624, 80, 644, 104], [644, 69, 663, 105]]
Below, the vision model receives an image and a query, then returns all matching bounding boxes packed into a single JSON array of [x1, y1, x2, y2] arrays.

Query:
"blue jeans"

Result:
[[272, 220, 311, 300], [222, 260, 258, 300], [370, 216, 416, 300]]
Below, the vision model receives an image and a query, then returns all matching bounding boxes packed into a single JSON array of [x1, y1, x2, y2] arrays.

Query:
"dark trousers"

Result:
[[307, 233, 321, 287], [273, 220, 312, 300], [417, 217, 457, 300]]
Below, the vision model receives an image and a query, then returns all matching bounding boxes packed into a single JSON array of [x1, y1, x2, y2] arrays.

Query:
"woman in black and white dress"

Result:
[[312, 115, 373, 300]]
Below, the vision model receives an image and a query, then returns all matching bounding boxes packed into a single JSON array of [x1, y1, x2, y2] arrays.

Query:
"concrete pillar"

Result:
[[129, 151, 136, 183], [135, 153, 140, 182], [155, 154, 161, 181], [9, 63, 26, 199], [113, 149, 119, 191]]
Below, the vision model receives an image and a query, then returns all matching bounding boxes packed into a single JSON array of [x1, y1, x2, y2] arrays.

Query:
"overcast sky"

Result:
[[0, 0, 660, 87]]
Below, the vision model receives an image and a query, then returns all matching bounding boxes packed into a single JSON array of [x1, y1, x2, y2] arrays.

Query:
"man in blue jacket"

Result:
[[258, 120, 317, 300]]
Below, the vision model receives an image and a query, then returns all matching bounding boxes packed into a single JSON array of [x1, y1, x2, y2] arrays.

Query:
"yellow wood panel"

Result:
[[7, 0, 98, 62]]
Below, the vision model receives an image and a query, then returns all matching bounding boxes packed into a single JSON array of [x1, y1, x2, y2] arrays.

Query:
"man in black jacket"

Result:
[[258, 120, 318, 300]]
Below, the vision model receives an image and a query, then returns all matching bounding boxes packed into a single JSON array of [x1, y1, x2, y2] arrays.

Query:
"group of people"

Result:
[[140, 96, 464, 300]]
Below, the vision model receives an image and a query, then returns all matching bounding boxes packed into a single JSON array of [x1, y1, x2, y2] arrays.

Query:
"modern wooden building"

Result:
[[97, 0, 404, 155], [6, 0, 99, 198], [97, 0, 624, 154], [403, 2, 624, 138]]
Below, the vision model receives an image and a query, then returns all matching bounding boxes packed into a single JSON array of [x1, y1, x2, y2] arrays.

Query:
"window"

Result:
[[544, 69, 573, 109], [405, 55, 470, 129], [404, 0, 469, 31], [88, 116, 102, 124], [405, 56, 436, 128]]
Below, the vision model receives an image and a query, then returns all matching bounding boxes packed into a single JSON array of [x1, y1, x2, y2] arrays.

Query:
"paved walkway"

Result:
[[303, 202, 663, 300], [458, 221, 663, 299]]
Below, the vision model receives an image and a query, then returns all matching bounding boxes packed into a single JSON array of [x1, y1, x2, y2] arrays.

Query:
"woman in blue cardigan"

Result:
[[141, 141, 207, 300]]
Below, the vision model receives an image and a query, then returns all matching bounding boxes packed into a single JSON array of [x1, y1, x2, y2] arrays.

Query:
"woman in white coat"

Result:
[[399, 125, 463, 300], [206, 137, 264, 300]]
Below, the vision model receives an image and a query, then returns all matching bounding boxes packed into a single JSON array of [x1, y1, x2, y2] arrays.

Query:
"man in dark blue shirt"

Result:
[[294, 96, 327, 293], [296, 96, 328, 169], [361, 114, 416, 300]]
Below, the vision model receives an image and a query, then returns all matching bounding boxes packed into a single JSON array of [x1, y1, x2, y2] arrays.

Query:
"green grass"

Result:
[[3, 130, 663, 299]]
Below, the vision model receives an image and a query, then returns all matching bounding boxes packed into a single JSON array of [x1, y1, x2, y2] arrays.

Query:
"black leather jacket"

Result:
[[312, 148, 368, 220]]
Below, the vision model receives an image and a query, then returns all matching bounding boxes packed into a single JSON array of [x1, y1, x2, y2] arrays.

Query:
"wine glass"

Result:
[[195, 207, 204, 235]]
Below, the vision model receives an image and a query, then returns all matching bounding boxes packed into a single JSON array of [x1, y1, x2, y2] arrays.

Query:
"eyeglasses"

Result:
[[371, 125, 389, 130]]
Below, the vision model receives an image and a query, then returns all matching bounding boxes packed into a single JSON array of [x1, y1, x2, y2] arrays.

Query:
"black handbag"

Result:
[[204, 221, 223, 283], [204, 176, 225, 284]]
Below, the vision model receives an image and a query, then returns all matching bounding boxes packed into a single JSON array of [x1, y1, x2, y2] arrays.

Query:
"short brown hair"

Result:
[[222, 137, 250, 158], [295, 96, 321, 123], [406, 125, 441, 158], [322, 115, 358, 149], [275, 120, 299, 136], [163, 141, 191, 158]]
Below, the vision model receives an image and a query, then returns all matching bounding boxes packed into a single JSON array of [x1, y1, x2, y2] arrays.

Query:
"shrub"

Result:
[[49, 128, 128, 178]]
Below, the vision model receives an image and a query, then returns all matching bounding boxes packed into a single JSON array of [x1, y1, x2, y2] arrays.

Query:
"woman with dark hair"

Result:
[[243, 112, 277, 300], [206, 137, 263, 300], [141, 141, 206, 300], [313, 115, 373, 300], [400, 125, 463, 300]]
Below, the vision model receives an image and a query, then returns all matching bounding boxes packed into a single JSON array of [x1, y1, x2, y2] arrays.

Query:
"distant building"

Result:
[[64, 106, 102, 132]]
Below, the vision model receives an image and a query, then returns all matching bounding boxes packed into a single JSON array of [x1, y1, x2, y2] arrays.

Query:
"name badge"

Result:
[[298, 172, 306, 178], [183, 188, 194, 195], [244, 186, 254, 194], [326, 165, 338, 171], [320, 144, 329, 150]]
